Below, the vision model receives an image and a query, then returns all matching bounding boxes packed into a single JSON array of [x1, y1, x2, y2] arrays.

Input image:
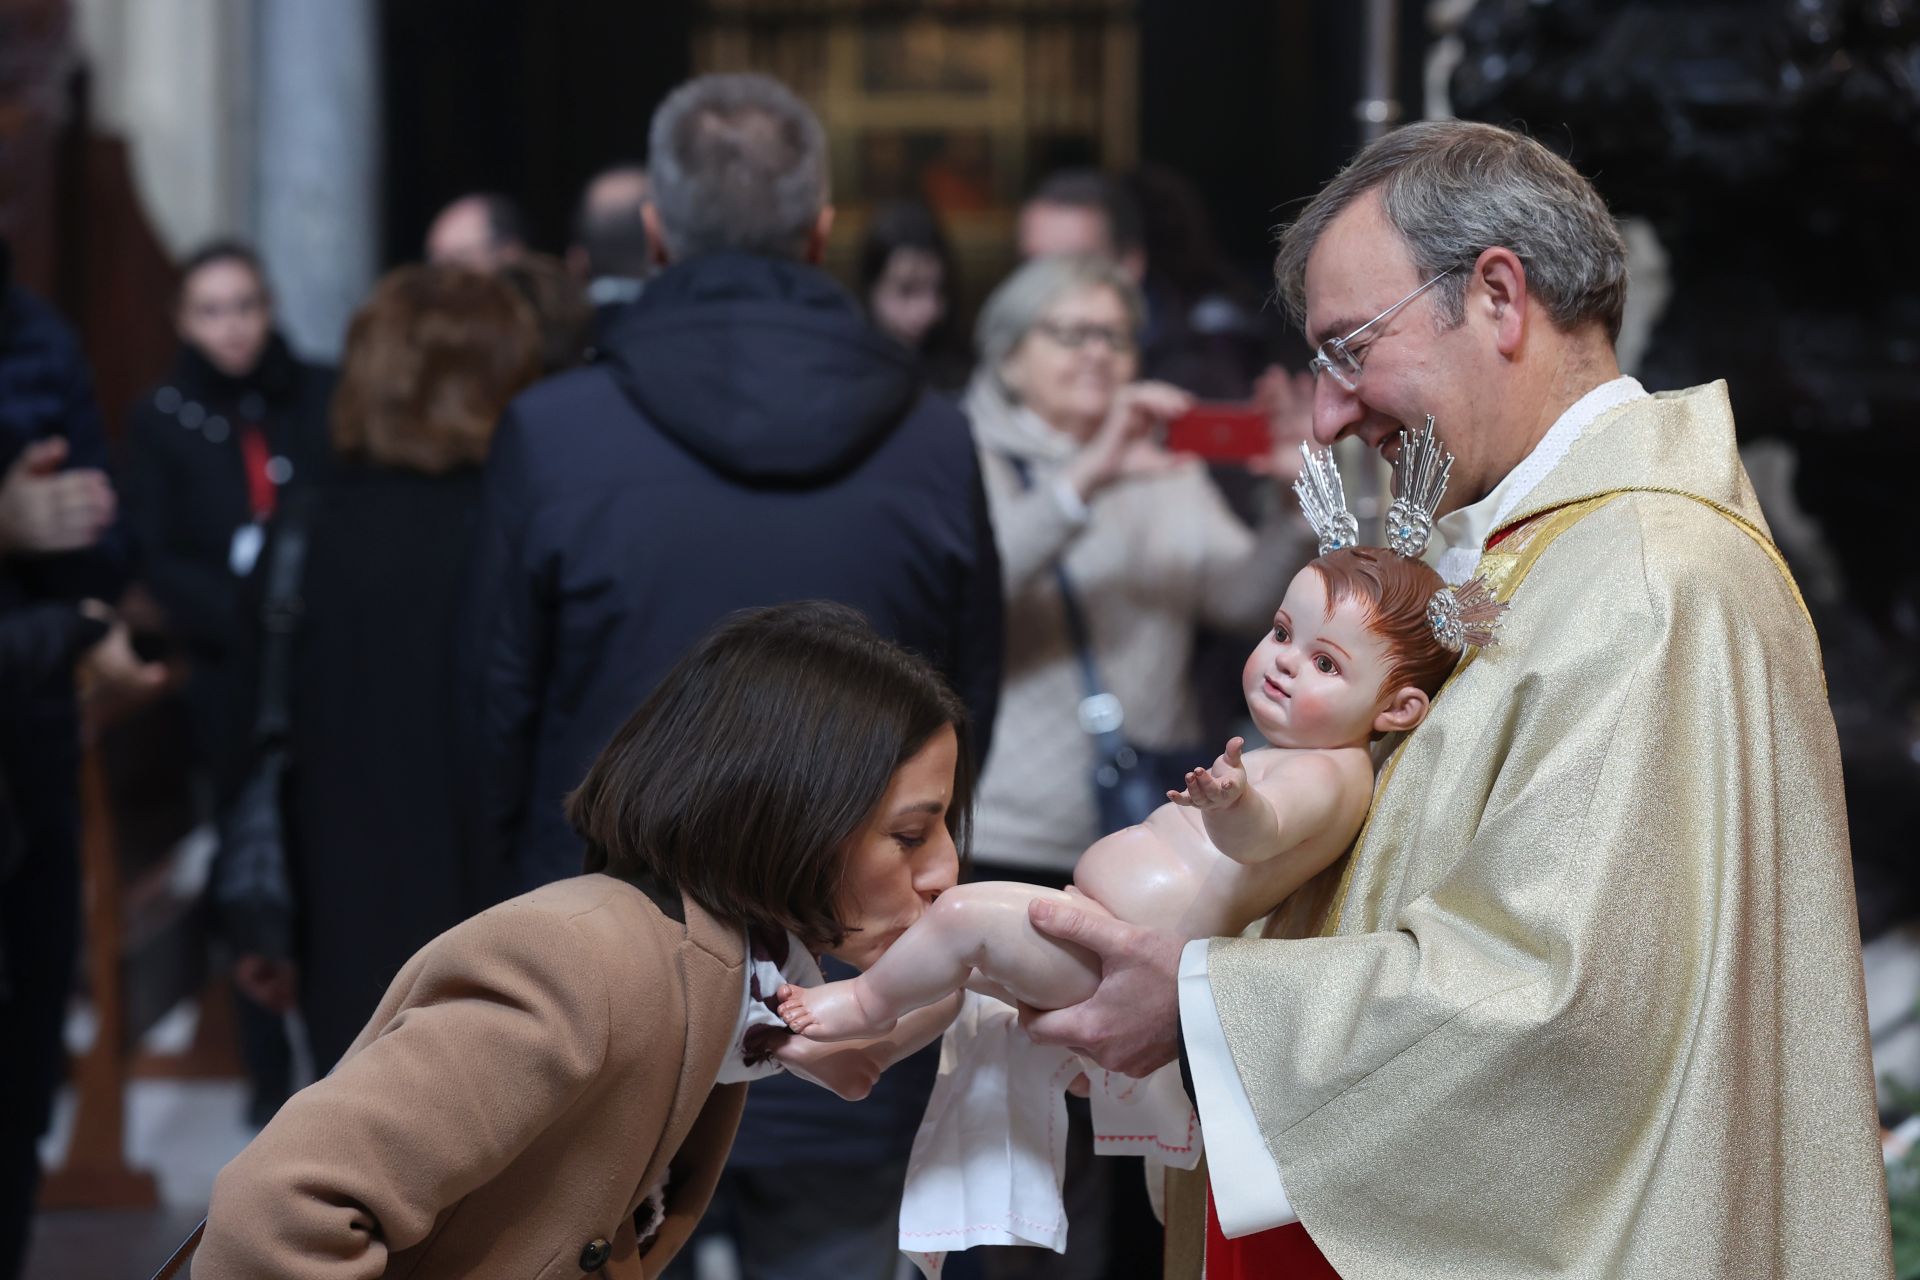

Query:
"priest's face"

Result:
[[1243, 568, 1398, 751], [1302, 192, 1507, 517]]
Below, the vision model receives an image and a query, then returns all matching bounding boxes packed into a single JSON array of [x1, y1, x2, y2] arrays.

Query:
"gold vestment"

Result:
[[1203, 383, 1893, 1278]]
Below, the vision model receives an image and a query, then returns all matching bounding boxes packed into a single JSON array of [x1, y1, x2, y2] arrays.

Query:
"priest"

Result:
[[1018, 120, 1893, 1278]]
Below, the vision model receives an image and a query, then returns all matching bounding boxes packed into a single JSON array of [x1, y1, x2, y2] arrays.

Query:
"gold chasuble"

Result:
[[1203, 382, 1892, 1277]]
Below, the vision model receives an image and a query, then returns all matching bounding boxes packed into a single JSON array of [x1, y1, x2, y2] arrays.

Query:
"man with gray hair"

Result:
[[1017, 120, 1892, 1277], [459, 71, 1001, 1280]]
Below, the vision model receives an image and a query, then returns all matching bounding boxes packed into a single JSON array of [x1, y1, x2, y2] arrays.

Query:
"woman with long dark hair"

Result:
[[858, 200, 967, 390]]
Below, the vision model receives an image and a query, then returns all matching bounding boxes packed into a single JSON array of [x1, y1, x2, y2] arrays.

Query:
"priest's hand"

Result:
[[1018, 898, 1183, 1077]]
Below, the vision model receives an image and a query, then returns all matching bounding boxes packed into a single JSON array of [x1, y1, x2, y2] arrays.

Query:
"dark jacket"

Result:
[[121, 334, 331, 789], [284, 463, 490, 1071], [460, 250, 1003, 1166], [463, 251, 1001, 887], [0, 281, 128, 813], [0, 604, 107, 701], [0, 602, 106, 894], [0, 285, 129, 614], [0, 280, 126, 1142]]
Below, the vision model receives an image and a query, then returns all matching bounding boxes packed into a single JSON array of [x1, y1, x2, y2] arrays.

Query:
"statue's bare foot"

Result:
[[775, 980, 896, 1042]]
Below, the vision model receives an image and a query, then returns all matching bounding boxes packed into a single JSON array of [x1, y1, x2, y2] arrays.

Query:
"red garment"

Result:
[[237, 423, 278, 521], [1205, 1184, 1339, 1279]]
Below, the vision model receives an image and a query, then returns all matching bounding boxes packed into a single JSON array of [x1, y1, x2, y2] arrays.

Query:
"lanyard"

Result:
[[237, 422, 278, 522]]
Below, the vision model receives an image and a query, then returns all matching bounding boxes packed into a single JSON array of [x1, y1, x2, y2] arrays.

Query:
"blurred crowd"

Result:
[[0, 71, 1319, 1280]]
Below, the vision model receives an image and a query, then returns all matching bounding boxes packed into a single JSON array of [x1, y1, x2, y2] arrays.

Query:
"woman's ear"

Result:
[[1372, 685, 1430, 735]]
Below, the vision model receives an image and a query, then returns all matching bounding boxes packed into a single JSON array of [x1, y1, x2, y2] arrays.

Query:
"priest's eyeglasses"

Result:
[[1307, 269, 1453, 392]]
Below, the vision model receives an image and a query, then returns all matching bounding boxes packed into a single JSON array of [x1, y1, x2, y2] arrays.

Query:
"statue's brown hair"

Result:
[[1307, 547, 1457, 701]]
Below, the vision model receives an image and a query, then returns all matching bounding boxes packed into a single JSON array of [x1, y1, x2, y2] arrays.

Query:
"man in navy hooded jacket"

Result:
[[459, 74, 1003, 1278]]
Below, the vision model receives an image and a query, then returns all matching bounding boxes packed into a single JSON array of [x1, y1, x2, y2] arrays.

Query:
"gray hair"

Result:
[[974, 254, 1144, 394], [1274, 121, 1629, 341], [646, 73, 828, 261]]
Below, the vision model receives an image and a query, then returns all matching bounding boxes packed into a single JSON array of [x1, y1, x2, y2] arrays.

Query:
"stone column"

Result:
[[71, 0, 256, 258], [253, 0, 378, 362]]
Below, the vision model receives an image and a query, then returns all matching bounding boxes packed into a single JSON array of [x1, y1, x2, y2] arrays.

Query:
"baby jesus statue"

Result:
[[779, 420, 1504, 1048]]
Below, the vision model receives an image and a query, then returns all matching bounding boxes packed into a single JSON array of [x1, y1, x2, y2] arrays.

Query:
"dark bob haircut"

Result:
[[566, 601, 973, 953]]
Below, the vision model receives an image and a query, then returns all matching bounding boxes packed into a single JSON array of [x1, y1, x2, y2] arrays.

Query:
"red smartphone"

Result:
[[1164, 403, 1272, 462]]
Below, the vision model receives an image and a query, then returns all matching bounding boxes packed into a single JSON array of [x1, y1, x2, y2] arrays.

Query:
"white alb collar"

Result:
[[1427, 376, 1647, 585]]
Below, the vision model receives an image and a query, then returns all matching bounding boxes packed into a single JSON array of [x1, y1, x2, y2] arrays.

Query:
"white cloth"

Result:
[[1184, 375, 1651, 1237], [713, 929, 823, 1086], [1086, 1061, 1203, 1167], [899, 993, 1201, 1277], [1428, 376, 1647, 585]]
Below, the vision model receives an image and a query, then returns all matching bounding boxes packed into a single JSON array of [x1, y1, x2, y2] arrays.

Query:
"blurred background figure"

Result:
[[566, 162, 652, 345], [858, 199, 966, 390], [496, 253, 594, 375], [288, 265, 542, 1073], [122, 241, 332, 804], [423, 192, 529, 271], [120, 240, 332, 1130], [1125, 164, 1278, 401], [1017, 170, 1147, 283], [960, 252, 1312, 1278], [0, 236, 136, 1280], [1022, 166, 1287, 400]]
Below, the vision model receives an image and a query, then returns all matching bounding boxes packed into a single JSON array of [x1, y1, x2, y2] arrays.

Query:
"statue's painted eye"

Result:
[[1314, 655, 1337, 675]]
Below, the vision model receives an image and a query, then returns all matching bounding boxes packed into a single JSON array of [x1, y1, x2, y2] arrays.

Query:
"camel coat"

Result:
[[192, 873, 748, 1279]]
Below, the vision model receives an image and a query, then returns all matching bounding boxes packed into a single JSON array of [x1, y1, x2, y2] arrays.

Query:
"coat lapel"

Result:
[[632, 895, 744, 1199]]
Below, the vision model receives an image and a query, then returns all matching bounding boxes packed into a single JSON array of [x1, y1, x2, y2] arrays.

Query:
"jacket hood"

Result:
[[600, 252, 920, 484]]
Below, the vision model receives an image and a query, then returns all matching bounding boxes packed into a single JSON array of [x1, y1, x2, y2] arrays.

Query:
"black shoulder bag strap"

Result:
[[149, 1220, 204, 1279], [253, 488, 316, 746]]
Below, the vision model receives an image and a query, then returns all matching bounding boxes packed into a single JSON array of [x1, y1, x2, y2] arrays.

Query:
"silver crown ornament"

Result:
[[1386, 415, 1453, 559], [1290, 419, 1507, 654], [1292, 443, 1360, 556], [1425, 574, 1509, 653]]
